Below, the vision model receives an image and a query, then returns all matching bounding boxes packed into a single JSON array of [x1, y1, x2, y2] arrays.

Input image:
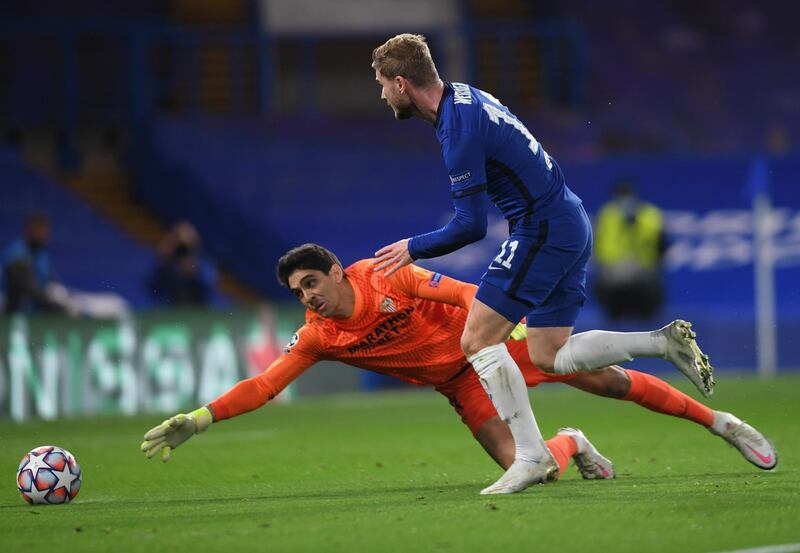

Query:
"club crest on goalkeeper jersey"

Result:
[[286, 260, 471, 386]]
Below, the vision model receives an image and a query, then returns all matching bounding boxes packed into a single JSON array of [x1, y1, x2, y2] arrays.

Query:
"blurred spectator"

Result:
[[593, 181, 668, 319], [0, 213, 129, 318], [0, 212, 77, 315], [147, 221, 218, 306]]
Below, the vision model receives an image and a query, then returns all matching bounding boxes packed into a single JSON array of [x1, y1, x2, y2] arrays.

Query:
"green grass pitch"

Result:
[[2, 375, 799, 553]]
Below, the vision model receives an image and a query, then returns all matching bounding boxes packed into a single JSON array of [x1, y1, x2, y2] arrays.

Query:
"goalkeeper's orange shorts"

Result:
[[435, 340, 577, 435]]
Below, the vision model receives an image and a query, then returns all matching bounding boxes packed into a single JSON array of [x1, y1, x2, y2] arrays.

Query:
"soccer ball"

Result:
[[16, 445, 82, 505]]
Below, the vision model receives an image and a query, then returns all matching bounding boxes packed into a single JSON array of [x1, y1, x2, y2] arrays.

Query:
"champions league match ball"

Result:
[[16, 446, 82, 505]]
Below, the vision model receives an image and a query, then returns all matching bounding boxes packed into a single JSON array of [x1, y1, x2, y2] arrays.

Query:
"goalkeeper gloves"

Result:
[[508, 322, 527, 341], [140, 406, 213, 462]]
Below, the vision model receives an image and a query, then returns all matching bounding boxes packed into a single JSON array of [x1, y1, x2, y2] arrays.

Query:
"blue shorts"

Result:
[[475, 204, 592, 328]]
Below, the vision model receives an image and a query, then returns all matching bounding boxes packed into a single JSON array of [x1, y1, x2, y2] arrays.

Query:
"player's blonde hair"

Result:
[[371, 33, 440, 87]]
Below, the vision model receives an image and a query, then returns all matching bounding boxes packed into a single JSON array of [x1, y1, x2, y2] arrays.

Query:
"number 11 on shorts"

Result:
[[494, 240, 519, 269]]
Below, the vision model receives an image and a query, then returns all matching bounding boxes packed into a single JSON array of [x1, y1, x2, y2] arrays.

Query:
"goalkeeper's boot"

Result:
[[661, 320, 715, 397], [480, 451, 559, 495], [710, 411, 778, 470], [557, 427, 615, 480]]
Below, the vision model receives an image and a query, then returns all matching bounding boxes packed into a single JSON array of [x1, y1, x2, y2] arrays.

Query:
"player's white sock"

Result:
[[468, 343, 548, 463], [553, 330, 667, 375]]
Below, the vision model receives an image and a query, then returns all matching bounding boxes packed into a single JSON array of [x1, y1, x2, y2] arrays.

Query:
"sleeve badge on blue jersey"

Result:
[[449, 171, 472, 185]]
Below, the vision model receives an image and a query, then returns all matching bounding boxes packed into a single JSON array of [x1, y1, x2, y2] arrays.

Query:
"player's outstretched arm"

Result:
[[140, 327, 319, 462], [140, 406, 213, 462]]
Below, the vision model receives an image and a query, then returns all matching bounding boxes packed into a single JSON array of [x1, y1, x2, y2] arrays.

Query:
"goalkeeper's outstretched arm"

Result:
[[141, 333, 318, 462]]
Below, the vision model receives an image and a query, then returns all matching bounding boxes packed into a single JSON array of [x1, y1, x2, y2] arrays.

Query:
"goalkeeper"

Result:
[[142, 244, 777, 485]]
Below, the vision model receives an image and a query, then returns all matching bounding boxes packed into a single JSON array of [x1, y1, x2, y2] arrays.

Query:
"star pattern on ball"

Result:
[[52, 465, 78, 493], [23, 450, 50, 479], [25, 481, 51, 503]]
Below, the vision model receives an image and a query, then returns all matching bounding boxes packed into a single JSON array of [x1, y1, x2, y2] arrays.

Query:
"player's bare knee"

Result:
[[460, 331, 483, 358], [530, 350, 556, 372]]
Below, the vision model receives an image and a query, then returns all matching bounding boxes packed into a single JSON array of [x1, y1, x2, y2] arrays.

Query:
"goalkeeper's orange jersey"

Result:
[[209, 260, 478, 421]]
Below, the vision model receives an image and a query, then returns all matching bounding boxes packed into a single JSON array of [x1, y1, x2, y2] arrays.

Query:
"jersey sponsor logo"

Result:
[[452, 82, 473, 105], [347, 306, 415, 354], [379, 297, 397, 313], [428, 272, 443, 288], [283, 332, 300, 354], [449, 171, 472, 184]]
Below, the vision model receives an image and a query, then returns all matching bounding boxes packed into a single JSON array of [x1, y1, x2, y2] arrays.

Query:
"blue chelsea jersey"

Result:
[[436, 81, 581, 228]]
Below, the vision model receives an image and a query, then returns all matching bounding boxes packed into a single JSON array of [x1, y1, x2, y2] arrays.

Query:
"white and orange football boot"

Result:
[[557, 427, 615, 480], [710, 411, 778, 470]]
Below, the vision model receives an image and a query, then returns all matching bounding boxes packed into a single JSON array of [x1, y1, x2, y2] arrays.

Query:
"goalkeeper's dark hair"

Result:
[[276, 243, 344, 288]]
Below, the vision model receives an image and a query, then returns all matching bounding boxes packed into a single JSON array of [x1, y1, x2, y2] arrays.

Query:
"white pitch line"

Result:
[[709, 543, 800, 553]]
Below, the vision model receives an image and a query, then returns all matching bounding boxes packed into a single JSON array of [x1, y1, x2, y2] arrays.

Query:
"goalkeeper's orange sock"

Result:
[[622, 370, 714, 427], [545, 434, 578, 475]]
